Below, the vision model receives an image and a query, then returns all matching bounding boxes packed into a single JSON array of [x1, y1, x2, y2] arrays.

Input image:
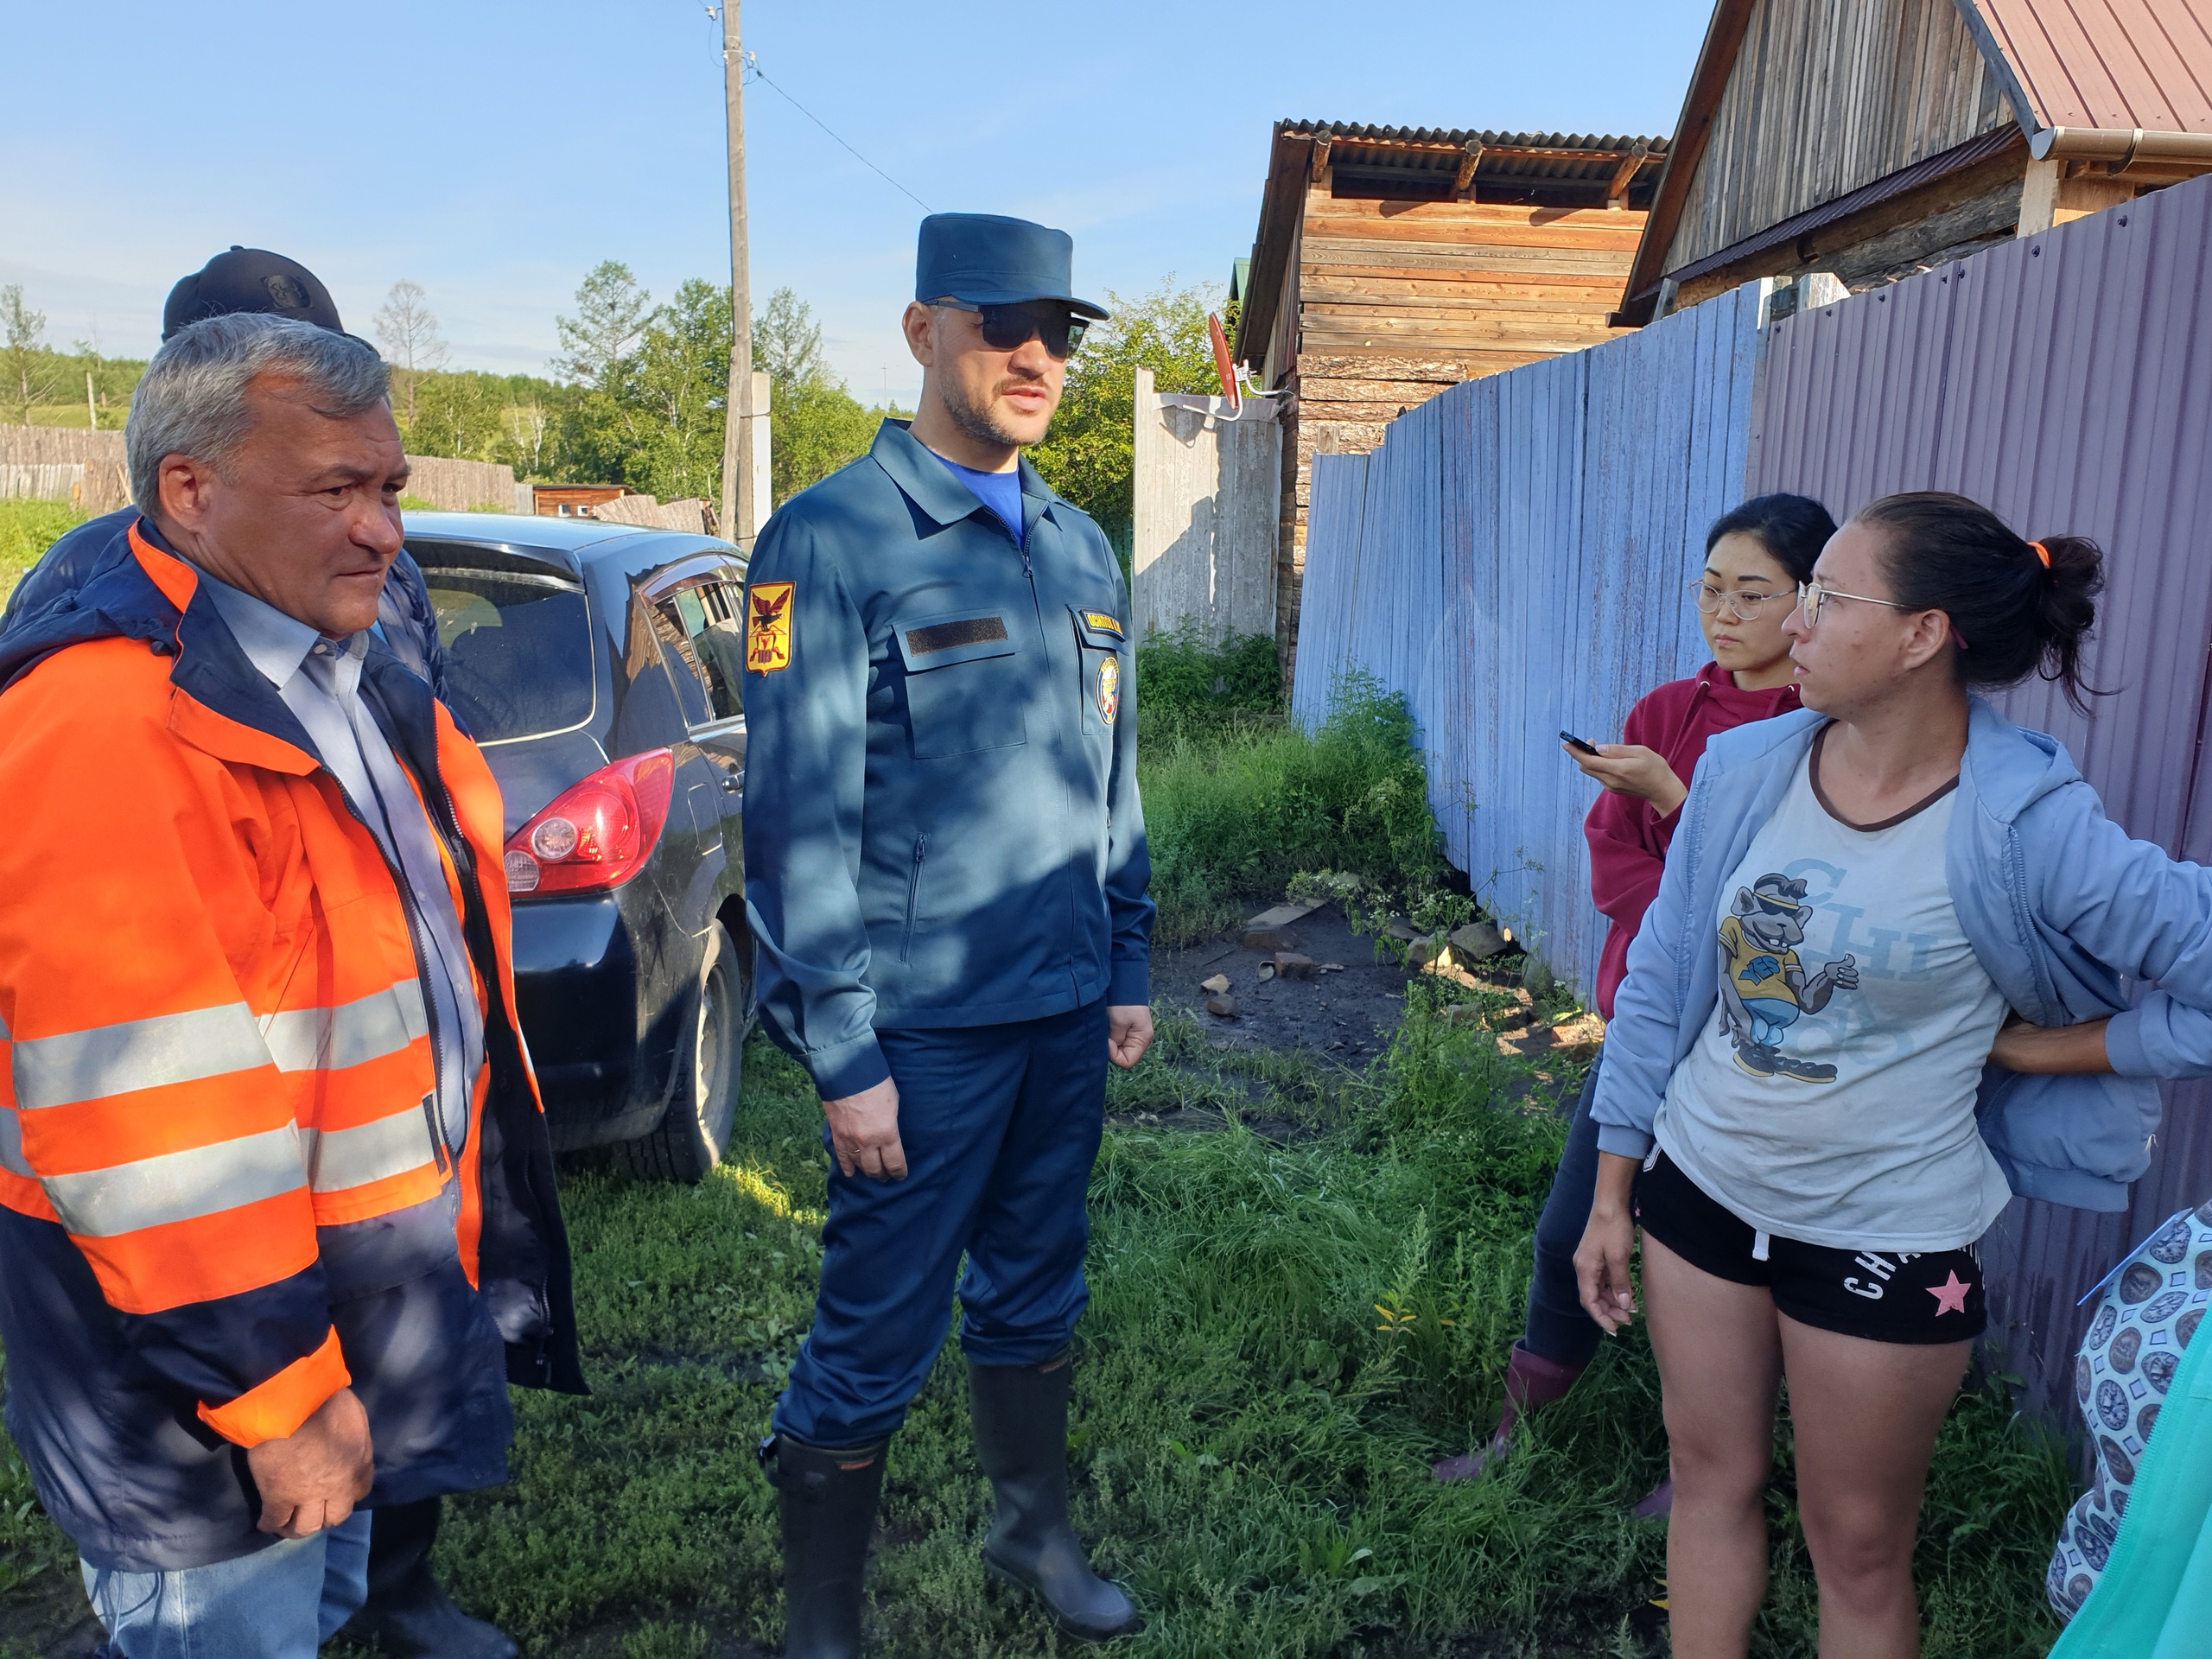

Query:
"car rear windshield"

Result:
[[410, 552, 594, 742]]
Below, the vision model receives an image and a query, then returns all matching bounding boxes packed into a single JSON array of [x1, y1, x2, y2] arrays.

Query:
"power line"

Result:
[[694, 3, 933, 215], [742, 50, 936, 214]]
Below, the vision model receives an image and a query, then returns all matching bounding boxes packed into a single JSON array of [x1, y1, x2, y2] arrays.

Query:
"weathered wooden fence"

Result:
[[1292, 170, 2212, 1422], [404, 454, 516, 512], [1130, 368, 1281, 643], [0, 426, 130, 514], [0, 426, 515, 518]]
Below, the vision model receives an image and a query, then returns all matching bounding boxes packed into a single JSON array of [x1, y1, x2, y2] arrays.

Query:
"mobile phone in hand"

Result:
[[1560, 730, 1601, 756]]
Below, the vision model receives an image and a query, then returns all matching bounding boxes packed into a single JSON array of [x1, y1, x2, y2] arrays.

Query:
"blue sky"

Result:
[[3, 0, 1711, 410]]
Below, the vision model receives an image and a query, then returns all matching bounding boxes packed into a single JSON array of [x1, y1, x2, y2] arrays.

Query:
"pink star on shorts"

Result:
[[1928, 1271, 1973, 1316]]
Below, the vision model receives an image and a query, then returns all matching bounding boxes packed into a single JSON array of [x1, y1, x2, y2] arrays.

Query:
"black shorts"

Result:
[[1634, 1151, 1987, 1344]]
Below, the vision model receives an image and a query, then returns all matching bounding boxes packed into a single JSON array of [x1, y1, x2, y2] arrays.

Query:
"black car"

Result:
[[402, 512, 753, 1181]]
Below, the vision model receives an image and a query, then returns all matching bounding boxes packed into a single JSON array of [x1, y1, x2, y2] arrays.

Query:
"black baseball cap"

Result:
[[162, 246, 345, 340]]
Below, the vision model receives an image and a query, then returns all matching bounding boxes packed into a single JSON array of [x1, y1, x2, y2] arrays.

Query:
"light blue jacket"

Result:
[[1592, 697, 2212, 1211]]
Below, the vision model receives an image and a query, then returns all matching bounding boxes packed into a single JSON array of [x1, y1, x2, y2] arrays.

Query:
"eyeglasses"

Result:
[[1688, 579, 1789, 620], [1796, 578, 1916, 629], [931, 299, 1089, 359]]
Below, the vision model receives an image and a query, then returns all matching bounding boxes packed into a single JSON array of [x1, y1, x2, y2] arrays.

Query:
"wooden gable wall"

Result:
[[1272, 183, 1645, 678], [1663, 0, 2015, 274]]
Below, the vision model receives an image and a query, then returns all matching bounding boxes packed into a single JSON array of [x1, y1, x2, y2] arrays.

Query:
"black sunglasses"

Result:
[[931, 299, 1089, 359]]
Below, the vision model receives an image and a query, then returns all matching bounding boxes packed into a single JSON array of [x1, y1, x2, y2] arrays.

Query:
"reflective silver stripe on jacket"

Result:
[[0, 1109, 30, 1179], [260, 981, 429, 1073], [12, 1003, 269, 1111], [298, 1109, 439, 1194], [40, 1124, 308, 1237]]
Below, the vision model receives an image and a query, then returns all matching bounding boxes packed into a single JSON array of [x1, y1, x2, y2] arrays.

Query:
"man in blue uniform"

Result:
[[743, 213, 1153, 1654]]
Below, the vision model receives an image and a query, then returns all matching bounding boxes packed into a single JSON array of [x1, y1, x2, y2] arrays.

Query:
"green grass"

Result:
[[1138, 658, 1448, 947], [0, 500, 83, 608]]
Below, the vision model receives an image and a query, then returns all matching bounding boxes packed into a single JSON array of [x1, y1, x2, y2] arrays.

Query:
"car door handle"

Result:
[[721, 770, 744, 793]]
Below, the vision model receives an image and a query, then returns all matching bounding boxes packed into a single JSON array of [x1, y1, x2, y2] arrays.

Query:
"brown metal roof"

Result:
[[1660, 125, 2026, 291], [1956, 0, 2212, 137], [1619, 0, 2212, 325]]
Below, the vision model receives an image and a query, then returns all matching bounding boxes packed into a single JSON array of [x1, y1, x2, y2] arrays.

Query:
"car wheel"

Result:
[[615, 919, 741, 1183]]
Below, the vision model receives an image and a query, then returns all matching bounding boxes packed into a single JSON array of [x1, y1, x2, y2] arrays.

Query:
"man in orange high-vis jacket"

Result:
[[0, 314, 582, 1658]]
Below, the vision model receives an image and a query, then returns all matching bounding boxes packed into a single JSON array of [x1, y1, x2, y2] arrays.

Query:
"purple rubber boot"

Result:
[[1432, 1343, 1585, 1480]]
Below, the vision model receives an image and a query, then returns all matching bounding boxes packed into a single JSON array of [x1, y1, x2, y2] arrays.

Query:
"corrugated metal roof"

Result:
[[1959, 0, 2212, 136], [1660, 125, 2025, 291], [1280, 120, 1668, 188]]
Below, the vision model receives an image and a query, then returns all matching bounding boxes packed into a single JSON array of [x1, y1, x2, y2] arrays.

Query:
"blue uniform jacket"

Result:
[[741, 421, 1153, 1099], [1594, 698, 2212, 1211]]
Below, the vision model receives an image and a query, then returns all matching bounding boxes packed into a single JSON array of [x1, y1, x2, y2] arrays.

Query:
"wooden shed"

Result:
[[1618, 0, 2212, 323], [1233, 122, 1667, 678]]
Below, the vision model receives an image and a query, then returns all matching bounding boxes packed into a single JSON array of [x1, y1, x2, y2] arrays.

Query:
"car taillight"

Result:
[[504, 749, 675, 896]]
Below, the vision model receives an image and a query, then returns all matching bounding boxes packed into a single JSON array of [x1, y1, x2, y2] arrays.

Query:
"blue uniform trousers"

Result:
[[773, 999, 1109, 1446]]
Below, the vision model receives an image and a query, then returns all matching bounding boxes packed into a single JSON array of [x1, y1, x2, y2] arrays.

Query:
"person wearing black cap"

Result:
[[742, 213, 1148, 1652], [1, 249, 449, 702]]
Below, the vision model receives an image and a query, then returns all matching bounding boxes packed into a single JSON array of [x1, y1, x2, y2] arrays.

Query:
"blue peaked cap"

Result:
[[915, 213, 1108, 320]]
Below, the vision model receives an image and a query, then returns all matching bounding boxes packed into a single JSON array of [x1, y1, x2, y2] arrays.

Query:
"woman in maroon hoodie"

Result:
[[1434, 493, 1836, 1501]]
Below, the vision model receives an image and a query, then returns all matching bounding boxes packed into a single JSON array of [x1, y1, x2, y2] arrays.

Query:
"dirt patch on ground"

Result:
[[1150, 901, 1421, 1065], [0, 1573, 102, 1658]]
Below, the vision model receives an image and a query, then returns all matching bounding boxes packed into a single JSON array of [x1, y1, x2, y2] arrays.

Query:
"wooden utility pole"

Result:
[[717, 0, 756, 547]]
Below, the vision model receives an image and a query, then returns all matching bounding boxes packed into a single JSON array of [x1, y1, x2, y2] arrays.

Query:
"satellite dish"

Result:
[[1207, 312, 1241, 414]]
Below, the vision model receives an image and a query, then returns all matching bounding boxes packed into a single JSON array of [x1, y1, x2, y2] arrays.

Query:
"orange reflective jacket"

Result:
[[0, 524, 581, 1572]]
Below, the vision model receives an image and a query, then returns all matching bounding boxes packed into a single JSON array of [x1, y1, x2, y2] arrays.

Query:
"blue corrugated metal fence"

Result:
[[1293, 283, 1763, 995]]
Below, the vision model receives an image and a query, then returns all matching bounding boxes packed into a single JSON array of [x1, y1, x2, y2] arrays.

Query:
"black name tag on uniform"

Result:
[[905, 616, 1008, 657]]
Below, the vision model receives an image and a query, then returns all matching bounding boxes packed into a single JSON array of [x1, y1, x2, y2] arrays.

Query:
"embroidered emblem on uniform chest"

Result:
[[1096, 655, 1120, 726], [747, 582, 793, 673]]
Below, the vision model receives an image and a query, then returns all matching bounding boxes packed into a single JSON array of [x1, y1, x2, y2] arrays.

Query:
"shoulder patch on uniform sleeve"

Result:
[[1082, 611, 1125, 639], [747, 582, 794, 673]]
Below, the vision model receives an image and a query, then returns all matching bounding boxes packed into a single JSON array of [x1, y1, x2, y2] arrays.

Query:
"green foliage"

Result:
[[551, 271, 732, 504], [754, 288, 894, 508], [0, 500, 84, 607], [555, 262, 653, 391], [1134, 628, 1283, 744], [3, 340, 142, 430], [1028, 281, 1224, 543], [0, 287, 61, 426], [1140, 672, 1446, 945], [546, 275, 895, 511], [626, 280, 734, 505]]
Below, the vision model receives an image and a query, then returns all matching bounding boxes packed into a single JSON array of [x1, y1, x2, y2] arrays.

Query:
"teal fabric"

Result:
[[2050, 1296, 2212, 1656]]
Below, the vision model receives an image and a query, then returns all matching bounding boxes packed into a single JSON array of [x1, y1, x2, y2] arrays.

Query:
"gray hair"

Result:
[[126, 315, 390, 516]]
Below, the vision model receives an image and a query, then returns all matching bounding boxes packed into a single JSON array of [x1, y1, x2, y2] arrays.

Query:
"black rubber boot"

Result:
[[346, 1497, 519, 1658], [967, 1352, 1142, 1643], [760, 1433, 887, 1658]]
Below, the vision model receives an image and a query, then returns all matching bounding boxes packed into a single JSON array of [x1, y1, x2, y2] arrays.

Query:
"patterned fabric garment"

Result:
[[2048, 1199, 2212, 1619]]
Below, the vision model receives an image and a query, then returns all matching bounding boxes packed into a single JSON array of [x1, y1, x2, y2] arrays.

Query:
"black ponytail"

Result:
[[1706, 492, 1837, 585], [1854, 492, 2105, 714]]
